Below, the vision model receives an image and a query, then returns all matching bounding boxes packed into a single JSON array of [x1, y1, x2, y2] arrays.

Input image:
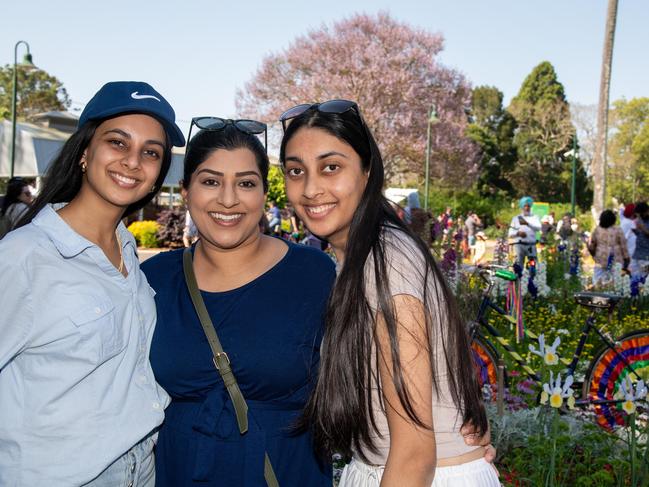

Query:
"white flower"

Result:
[[529, 334, 561, 365], [540, 371, 576, 409], [616, 377, 648, 415]]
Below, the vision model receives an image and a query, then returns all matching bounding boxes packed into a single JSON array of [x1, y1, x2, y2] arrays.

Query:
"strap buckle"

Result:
[[213, 352, 230, 370]]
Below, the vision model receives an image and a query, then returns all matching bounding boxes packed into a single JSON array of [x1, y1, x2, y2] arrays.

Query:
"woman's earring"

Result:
[[150, 185, 156, 193], [80, 159, 87, 173]]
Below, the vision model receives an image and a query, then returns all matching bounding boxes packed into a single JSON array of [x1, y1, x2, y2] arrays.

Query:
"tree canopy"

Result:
[[0, 65, 70, 120], [607, 97, 649, 203], [466, 85, 517, 197], [236, 12, 479, 187], [508, 61, 591, 205]]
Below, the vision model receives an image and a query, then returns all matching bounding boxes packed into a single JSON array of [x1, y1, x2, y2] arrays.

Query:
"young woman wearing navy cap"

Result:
[[0, 81, 184, 486]]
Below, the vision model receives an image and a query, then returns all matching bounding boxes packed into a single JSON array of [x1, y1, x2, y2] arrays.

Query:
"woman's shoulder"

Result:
[[140, 247, 184, 282], [285, 240, 336, 275], [0, 224, 56, 283], [379, 224, 426, 267]]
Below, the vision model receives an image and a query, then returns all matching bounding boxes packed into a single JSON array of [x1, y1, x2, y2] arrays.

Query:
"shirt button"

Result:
[[152, 402, 160, 409], [128, 481, 133, 487], [131, 463, 136, 473], [94, 307, 102, 314]]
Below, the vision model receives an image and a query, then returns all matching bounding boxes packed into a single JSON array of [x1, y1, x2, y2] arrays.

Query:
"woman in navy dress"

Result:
[[141, 120, 335, 486]]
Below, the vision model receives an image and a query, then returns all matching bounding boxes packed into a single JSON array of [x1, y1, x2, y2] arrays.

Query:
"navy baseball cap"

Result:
[[78, 81, 185, 147]]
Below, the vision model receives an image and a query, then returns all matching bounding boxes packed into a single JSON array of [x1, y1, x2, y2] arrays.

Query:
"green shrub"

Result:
[[127, 220, 160, 248]]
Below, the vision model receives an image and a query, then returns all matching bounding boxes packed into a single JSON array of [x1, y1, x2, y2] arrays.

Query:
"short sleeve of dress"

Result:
[[364, 226, 428, 310]]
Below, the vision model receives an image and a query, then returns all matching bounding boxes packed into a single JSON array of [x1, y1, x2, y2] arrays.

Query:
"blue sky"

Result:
[[2, 0, 647, 135]]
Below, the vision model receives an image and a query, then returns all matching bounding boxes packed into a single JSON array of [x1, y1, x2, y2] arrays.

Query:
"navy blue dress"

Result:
[[141, 242, 335, 486]]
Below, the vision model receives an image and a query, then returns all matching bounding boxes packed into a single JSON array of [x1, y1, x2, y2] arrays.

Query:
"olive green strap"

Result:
[[264, 453, 279, 487], [182, 248, 279, 487]]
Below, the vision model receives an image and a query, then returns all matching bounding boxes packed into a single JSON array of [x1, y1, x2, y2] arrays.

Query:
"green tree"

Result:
[[607, 97, 649, 203], [508, 61, 591, 206], [466, 86, 517, 196], [0, 65, 70, 120], [266, 165, 286, 207]]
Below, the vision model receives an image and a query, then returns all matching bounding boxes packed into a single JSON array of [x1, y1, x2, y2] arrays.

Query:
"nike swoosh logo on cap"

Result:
[[131, 91, 161, 102]]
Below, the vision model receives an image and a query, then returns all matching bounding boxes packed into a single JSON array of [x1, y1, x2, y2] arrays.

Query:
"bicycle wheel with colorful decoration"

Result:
[[471, 337, 504, 401], [582, 329, 649, 430]]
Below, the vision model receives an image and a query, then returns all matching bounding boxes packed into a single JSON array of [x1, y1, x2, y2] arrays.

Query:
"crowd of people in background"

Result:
[[3, 173, 646, 287]]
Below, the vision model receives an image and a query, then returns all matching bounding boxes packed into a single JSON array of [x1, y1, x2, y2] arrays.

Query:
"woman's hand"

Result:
[[461, 423, 498, 475]]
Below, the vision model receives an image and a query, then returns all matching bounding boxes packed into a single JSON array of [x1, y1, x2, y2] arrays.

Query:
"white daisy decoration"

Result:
[[540, 371, 576, 409], [530, 334, 561, 366], [616, 377, 648, 415]]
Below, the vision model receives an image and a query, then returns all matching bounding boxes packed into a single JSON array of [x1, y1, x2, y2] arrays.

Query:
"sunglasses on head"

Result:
[[279, 99, 360, 132], [187, 117, 268, 151]]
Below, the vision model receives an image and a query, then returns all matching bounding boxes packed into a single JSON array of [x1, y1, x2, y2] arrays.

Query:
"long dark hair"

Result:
[[1, 178, 30, 216], [182, 125, 269, 192], [17, 116, 172, 227], [280, 107, 487, 460]]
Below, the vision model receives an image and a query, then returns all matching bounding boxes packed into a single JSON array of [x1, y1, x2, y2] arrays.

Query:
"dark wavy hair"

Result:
[[280, 107, 487, 461], [17, 116, 173, 227], [599, 209, 616, 229], [1, 178, 30, 216], [182, 125, 269, 192]]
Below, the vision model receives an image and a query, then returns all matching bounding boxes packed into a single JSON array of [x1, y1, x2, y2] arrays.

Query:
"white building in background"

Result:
[[0, 112, 186, 195]]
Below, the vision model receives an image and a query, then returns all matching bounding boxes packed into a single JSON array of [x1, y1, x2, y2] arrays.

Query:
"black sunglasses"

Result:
[[279, 99, 360, 132], [187, 117, 268, 151]]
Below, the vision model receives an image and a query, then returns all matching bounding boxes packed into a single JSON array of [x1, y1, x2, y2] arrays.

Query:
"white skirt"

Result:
[[339, 457, 501, 487]]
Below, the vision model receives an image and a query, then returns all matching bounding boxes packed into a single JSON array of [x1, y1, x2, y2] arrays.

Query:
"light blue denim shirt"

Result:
[[0, 205, 170, 486]]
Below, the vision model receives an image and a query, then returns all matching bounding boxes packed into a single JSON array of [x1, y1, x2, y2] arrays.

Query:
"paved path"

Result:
[[137, 248, 168, 263]]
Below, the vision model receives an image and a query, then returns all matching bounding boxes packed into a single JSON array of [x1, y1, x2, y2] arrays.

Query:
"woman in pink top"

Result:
[[279, 100, 498, 486]]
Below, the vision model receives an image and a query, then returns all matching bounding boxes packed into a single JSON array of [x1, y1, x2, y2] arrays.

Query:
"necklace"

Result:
[[115, 229, 124, 274]]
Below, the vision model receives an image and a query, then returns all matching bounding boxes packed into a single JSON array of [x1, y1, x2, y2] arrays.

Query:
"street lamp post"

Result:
[[570, 137, 577, 217], [10, 40, 35, 179], [423, 105, 439, 211], [564, 138, 579, 217]]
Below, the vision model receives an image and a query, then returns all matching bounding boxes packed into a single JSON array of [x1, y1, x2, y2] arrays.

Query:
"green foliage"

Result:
[[267, 165, 286, 208], [127, 220, 160, 248], [492, 406, 628, 486], [467, 86, 517, 197], [513, 61, 567, 105], [508, 62, 592, 205], [424, 187, 511, 228], [0, 65, 70, 120], [607, 97, 649, 204]]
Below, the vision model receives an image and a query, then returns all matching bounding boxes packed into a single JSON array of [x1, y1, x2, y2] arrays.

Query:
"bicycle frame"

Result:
[[471, 280, 541, 383], [471, 269, 647, 410]]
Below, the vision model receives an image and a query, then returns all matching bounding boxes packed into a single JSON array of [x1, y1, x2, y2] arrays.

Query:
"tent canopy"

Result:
[[0, 119, 185, 187]]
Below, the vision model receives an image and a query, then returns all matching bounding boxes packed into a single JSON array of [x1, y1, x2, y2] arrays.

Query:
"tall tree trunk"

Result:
[[592, 0, 618, 214]]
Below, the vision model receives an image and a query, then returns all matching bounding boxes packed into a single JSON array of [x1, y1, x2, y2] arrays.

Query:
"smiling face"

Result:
[[79, 114, 166, 211], [182, 147, 265, 251], [283, 127, 368, 253]]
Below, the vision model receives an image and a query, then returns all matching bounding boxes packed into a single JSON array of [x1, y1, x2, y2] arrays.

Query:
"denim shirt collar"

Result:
[[32, 204, 133, 258]]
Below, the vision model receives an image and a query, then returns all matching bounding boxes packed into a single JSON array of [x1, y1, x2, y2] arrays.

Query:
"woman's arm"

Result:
[[0, 255, 33, 368], [377, 294, 436, 487]]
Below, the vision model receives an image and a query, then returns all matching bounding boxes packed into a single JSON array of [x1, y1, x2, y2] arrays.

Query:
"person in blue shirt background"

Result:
[[0, 81, 185, 486], [141, 119, 335, 486]]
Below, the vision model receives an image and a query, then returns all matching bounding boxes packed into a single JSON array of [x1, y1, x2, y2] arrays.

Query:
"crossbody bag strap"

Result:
[[182, 248, 280, 487]]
